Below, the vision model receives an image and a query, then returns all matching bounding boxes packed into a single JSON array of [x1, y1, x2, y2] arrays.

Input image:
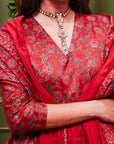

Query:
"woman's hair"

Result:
[[15, 0, 91, 18]]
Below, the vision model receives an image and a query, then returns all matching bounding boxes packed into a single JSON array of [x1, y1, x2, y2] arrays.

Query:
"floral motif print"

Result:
[[0, 26, 47, 135], [101, 123, 114, 144], [23, 14, 111, 104], [0, 14, 114, 144]]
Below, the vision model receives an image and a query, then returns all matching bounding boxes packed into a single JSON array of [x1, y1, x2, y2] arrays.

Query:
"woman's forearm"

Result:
[[45, 101, 96, 129], [46, 99, 114, 129]]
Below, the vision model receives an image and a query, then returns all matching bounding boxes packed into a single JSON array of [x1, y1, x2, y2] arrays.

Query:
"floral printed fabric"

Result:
[[23, 14, 113, 104], [0, 24, 47, 135], [0, 14, 114, 143]]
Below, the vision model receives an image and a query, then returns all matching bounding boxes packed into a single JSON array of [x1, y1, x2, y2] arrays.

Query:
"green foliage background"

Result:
[[8, 0, 16, 20], [7, 0, 114, 20]]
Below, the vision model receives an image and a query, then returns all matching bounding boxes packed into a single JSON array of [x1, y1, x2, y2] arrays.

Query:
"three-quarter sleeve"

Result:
[[0, 28, 47, 135]]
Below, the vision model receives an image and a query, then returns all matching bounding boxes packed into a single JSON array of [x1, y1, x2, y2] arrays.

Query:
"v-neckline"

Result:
[[32, 14, 77, 56]]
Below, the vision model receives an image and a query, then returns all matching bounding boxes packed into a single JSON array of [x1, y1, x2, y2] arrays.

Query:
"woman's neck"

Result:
[[40, 0, 69, 15]]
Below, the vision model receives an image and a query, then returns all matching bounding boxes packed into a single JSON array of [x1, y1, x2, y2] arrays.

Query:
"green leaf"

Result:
[[8, 0, 17, 19]]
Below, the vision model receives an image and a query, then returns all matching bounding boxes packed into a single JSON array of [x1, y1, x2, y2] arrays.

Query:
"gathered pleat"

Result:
[[36, 125, 84, 144]]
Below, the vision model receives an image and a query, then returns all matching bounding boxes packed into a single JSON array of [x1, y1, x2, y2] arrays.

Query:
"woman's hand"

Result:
[[95, 99, 114, 123]]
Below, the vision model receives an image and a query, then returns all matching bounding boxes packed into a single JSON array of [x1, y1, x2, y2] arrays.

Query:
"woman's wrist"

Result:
[[88, 99, 106, 120], [85, 100, 99, 119]]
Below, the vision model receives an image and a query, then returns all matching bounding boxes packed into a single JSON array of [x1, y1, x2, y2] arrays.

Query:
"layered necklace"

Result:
[[39, 7, 70, 55]]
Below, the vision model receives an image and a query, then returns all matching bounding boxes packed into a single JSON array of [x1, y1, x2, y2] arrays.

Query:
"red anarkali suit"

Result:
[[0, 14, 114, 144]]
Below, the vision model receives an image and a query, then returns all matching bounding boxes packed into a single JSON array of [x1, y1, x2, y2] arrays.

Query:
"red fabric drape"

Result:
[[2, 16, 114, 144]]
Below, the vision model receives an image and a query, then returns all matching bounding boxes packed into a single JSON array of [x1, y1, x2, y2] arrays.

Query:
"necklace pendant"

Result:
[[61, 41, 69, 55], [58, 29, 67, 38], [62, 48, 68, 55], [56, 14, 69, 55], [57, 14, 63, 26], [39, 8, 71, 55]]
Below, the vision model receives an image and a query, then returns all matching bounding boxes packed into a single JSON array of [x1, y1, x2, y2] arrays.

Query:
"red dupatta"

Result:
[[2, 16, 114, 144]]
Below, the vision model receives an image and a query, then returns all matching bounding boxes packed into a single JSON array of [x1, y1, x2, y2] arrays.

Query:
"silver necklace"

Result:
[[39, 8, 70, 55]]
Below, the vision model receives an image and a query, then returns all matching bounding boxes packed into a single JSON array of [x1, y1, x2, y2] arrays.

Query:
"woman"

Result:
[[0, 0, 114, 143]]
